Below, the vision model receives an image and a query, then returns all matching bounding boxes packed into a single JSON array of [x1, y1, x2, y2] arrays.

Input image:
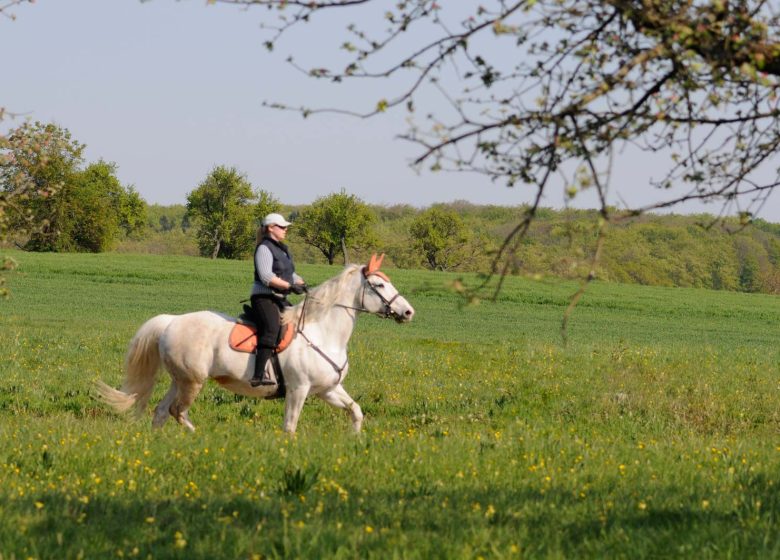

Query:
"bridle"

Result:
[[335, 269, 402, 320]]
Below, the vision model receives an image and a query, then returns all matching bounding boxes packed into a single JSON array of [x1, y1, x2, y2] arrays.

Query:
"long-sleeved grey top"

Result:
[[250, 244, 303, 297]]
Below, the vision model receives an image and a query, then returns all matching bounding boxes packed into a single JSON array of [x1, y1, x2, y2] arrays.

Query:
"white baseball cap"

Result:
[[262, 213, 292, 227]]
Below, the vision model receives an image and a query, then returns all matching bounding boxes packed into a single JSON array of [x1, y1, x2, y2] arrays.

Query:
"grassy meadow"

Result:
[[1, 250, 779, 559]]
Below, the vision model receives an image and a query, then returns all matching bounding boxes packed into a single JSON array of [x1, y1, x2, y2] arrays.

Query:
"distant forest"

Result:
[[118, 202, 780, 295]]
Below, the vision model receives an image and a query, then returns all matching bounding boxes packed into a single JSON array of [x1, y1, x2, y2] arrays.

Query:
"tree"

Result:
[[253, 189, 282, 223], [69, 161, 148, 252], [186, 166, 268, 259], [69, 168, 120, 253], [212, 0, 780, 287], [295, 190, 377, 264], [0, 121, 85, 251], [107, 177, 147, 239], [1, 125, 146, 253], [409, 207, 474, 271]]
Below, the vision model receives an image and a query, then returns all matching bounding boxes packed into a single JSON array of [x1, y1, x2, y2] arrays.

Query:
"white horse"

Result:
[[96, 255, 415, 433]]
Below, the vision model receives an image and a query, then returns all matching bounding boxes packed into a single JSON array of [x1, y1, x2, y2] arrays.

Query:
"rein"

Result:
[[296, 294, 349, 382], [293, 271, 399, 382]]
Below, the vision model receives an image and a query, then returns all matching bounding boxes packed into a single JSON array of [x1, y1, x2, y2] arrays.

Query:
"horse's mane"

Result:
[[281, 264, 362, 325]]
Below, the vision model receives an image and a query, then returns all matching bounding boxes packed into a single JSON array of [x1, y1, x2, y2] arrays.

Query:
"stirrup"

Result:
[[249, 376, 276, 387]]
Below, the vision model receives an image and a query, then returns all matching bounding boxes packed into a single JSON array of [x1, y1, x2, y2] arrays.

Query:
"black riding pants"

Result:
[[250, 295, 287, 348]]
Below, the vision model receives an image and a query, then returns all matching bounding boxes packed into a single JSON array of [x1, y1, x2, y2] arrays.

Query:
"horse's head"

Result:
[[360, 254, 415, 323]]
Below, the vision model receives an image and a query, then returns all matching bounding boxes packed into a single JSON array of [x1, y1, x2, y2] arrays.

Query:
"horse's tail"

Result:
[[95, 314, 176, 418]]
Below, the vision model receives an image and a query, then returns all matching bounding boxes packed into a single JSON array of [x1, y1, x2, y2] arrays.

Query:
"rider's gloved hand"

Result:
[[289, 283, 307, 295]]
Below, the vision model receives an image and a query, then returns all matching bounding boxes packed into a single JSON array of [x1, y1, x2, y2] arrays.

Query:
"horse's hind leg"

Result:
[[152, 381, 178, 429], [169, 379, 204, 433], [318, 384, 364, 433]]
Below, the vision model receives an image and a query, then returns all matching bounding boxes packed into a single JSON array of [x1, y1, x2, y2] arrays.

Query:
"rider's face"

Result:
[[269, 224, 288, 241]]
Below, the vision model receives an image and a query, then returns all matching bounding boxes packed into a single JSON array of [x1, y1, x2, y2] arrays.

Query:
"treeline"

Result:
[[123, 201, 780, 295], [4, 121, 780, 294], [514, 210, 780, 293]]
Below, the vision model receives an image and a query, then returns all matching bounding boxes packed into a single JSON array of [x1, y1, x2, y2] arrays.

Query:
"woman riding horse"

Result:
[[96, 254, 415, 433], [249, 213, 307, 387]]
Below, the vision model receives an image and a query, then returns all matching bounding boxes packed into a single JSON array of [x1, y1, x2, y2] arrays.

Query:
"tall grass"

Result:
[[1, 250, 779, 558]]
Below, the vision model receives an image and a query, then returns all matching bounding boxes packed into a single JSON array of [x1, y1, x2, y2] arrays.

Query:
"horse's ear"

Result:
[[366, 253, 385, 275]]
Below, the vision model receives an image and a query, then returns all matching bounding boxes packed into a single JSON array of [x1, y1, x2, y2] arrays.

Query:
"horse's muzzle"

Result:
[[392, 306, 415, 323]]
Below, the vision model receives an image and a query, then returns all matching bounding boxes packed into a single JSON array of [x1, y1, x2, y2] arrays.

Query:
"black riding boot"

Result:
[[249, 346, 276, 387]]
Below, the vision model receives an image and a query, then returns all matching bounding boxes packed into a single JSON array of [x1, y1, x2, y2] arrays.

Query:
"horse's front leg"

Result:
[[318, 384, 364, 433], [282, 384, 310, 433]]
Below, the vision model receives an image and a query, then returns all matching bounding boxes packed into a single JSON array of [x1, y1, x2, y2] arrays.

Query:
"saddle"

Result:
[[229, 304, 295, 354]]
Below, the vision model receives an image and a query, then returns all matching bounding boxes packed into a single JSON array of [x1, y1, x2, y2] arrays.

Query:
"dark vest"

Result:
[[254, 237, 295, 285]]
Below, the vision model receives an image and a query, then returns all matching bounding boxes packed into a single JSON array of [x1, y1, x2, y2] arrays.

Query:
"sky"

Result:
[[3, 0, 780, 221]]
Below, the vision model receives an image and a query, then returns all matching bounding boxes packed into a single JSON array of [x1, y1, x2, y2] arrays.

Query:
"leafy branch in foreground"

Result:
[[0, 0, 33, 21], [210, 0, 780, 331], [216, 0, 780, 217]]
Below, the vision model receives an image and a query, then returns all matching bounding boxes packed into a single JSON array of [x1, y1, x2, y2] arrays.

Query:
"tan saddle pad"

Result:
[[229, 322, 294, 354]]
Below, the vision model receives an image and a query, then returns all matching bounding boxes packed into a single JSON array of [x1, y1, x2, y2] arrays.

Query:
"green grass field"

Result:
[[1, 250, 779, 559]]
